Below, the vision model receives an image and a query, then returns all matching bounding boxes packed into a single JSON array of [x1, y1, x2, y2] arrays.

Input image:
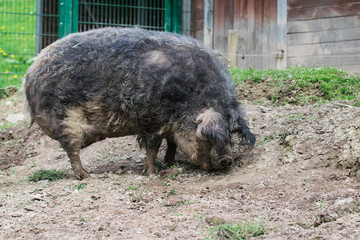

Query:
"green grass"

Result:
[[230, 66, 360, 106], [0, 0, 37, 88], [28, 169, 66, 182], [207, 220, 268, 240]]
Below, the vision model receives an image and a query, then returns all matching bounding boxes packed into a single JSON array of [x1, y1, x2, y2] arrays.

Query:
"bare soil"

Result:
[[0, 91, 359, 240]]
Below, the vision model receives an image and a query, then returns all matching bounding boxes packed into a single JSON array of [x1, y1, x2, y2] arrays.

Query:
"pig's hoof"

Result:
[[143, 168, 156, 176], [75, 170, 92, 180]]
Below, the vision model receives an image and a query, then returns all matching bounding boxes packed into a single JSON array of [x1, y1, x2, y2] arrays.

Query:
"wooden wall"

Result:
[[287, 0, 360, 72], [213, 0, 278, 69], [191, 0, 204, 41]]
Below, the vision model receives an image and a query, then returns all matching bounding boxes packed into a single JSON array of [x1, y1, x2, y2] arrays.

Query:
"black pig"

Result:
[[24, 27, 255, 179]]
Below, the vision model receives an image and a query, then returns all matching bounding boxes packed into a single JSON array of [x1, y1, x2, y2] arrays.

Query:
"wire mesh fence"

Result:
[[0, 0, 37, 89], [77, 1, 166, 32]]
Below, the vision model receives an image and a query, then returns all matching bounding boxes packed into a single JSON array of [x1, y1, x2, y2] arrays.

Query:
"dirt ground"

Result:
[[0, 91, 360, 240]]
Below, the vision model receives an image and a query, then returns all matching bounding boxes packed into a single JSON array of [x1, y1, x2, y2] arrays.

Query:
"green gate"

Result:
[[0, 0, 182, 90]]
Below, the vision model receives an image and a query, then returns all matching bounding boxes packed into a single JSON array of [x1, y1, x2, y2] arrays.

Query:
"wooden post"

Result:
[[35, 0, 43, 54], [228, 30, 238, 67], [276, 0, 287, 69], [204, 0, 213, 49]]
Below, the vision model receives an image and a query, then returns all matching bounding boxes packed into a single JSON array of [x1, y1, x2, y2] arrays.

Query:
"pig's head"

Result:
[[172, 107, 255, 171]]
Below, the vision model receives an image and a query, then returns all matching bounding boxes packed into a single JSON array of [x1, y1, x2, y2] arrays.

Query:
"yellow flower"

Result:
[[15, 65, 18, 68], [5, 70, 9, 73], [23, 38, 27, 41], [2, 52, 7, 56], [23, 74, 26, 77], [21, 27, 24, 30], [13, 75, 18, 79], [1, 26, 4, 29], [0, 49, 3, 53], [11, 54, 15, 58]]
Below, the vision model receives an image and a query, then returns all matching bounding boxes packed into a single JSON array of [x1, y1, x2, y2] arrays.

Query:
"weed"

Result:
[[128, 185, 137, 191], [192, 210, 204, 221], [28, 169, 65, 182], [168, 188, 177, 195], [175, 200, 191, 207], [75, 183, 87, 190], [162, 181, 170, 187], [288, 114, 303, 121], [164, 168, 183, 181], [207, 219, 268, 240], [155, 158, 165, 168], [257, 135, 276, 146], [77, 215, 88, 222], [10, 166, 17, 175]]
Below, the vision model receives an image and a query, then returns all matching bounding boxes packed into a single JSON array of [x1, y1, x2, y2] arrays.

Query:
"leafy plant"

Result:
[[28, 169, 65, 182]]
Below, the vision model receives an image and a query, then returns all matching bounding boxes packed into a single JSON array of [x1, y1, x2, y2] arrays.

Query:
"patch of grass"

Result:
[[207, 219, 268, 240], [28, 169, 65, 182], [231, 66, 360, 106]]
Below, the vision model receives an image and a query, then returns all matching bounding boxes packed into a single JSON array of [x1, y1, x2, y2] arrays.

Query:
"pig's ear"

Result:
[[196, 108, 230, 146]]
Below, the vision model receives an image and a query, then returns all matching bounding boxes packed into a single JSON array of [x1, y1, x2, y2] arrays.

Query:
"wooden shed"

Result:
[[191, 0, 360, 72]]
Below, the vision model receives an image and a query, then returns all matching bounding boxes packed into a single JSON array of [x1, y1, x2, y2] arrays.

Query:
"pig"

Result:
[[24, 27, 255, 179]]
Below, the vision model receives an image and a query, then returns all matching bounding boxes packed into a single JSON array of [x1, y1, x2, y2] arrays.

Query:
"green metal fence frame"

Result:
[[58, 0, 182, 39]]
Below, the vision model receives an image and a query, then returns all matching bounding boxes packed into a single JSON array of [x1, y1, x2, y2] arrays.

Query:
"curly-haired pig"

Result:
[[24, 27, 255, 179]]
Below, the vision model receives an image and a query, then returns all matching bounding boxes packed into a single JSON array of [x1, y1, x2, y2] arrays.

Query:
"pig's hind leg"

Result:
[[164, 137, 177, 166], [60, 107, 94, 179]]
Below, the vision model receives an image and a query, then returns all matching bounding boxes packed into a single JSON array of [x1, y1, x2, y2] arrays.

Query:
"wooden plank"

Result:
[[268, 0, 278, 69], [204, 0, 213, 49], [288, 0, 360, 9], [213, 0, 234, 54], [261, 0, 270, 69], [287, 54, 360, 67], [288, 28, 360, 45], [332, 64, 360, 73], [288, 40, 360, 57], [234, 0, 249, 68], [253, 0, 263, 69], [228, 30, 239, 66], [277, 0, 287, 69], [288, 15, 360, 33], [288, 2, 360, 21], [246, 0, 255, 68], [191, 0, 204, 41]]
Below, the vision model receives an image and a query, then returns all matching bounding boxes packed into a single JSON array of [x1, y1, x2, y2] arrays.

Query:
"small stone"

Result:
[[6, 113, 24, 123]]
